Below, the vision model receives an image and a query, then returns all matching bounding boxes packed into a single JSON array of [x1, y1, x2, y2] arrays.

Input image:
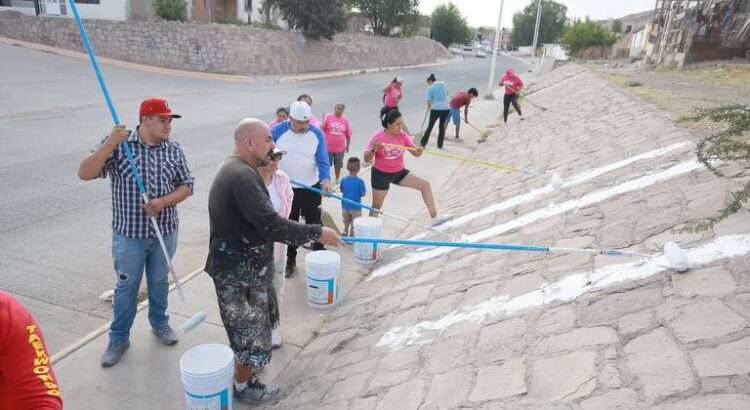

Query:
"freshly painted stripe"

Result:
[[377, 234, 750, 350], [371, 160, 703, 279]]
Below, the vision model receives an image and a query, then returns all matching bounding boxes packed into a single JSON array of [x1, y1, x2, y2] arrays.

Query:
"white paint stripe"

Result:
[[391, 141, 692, 249], [377, 234, 750, 350], [370, 160, 703, 279]]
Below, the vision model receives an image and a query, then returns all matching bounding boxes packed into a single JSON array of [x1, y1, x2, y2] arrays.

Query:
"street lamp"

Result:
[[531, 0, 542, 57], [485, 0, 506, 100]]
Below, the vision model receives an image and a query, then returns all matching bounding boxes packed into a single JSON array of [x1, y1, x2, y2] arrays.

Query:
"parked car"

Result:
[[476, 50, 487, 58], [462, 44, 473, 51]]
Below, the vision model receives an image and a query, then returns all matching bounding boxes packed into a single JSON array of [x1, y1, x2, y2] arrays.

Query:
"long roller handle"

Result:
[[342, 237, 635, 257]]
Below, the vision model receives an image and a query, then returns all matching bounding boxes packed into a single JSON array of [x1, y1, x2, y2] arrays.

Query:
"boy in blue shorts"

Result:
[[448, 87, 479, 141], [339, 157, 367, 236]]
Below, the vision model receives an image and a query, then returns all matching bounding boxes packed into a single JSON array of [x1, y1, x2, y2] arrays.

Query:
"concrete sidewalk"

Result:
[[52, 87, 509, 409]]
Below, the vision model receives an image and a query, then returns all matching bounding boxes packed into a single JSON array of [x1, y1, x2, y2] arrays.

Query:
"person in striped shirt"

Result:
[[78, 97, 194, 368]]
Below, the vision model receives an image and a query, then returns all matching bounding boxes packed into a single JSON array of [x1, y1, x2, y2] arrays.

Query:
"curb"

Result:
[[501, 52, 534, 66], [50, 264, 207, 365], [0, 36, 254, 82], [277, 57, 459, 84]]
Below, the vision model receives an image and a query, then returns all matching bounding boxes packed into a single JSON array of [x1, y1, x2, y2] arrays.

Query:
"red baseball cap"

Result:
[[139, 97, 181, 118]]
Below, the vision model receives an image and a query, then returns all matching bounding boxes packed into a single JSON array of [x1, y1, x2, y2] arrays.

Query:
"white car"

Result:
[[476, 50, 487, 58]]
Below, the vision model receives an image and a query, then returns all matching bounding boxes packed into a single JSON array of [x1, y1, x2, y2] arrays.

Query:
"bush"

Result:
[[681, 104, 750, 231], [560, 18, 617, 58], [154, 0, 188, 22]]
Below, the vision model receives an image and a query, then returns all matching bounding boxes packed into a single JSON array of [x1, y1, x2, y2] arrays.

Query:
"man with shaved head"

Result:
[[206, 118, 340, 404]]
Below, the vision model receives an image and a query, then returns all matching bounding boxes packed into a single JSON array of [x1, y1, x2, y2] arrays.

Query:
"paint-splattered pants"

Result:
[[213, 276, 279, 369]]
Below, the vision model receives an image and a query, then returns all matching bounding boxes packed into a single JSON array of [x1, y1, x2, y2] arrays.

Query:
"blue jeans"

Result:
[[109, 230, 178, 343]]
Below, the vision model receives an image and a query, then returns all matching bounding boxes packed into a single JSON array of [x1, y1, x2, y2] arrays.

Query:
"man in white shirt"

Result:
[[270, 101, 332, 277]]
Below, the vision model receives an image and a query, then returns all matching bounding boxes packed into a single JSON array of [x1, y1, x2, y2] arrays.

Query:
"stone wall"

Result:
[[0, 11, 452, 75]]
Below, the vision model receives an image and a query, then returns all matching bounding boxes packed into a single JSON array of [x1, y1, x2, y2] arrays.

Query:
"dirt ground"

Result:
[[587, 61, 750, 120]]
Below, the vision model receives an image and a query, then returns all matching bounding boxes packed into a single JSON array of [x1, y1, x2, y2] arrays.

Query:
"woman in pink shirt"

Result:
[[499, 68, 524, 124], [268, 107, 289, 128], [380, 77, 404, 118], [364, 109, 452, 228], [322, 103, 353, 182]]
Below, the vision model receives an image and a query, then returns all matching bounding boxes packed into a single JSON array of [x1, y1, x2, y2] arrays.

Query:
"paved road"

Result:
[[0, 42, 527, 353]]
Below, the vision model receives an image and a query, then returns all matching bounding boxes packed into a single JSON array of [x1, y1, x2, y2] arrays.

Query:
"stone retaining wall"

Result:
[[0, 11, 451, 75]]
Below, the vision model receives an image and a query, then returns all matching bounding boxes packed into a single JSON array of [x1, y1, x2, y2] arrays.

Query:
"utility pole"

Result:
[[485, 0, 506, 100], [531, 0, 542, 57]]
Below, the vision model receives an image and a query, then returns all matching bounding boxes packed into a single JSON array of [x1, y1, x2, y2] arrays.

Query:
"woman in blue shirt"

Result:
[[420, 73, 452, 149]]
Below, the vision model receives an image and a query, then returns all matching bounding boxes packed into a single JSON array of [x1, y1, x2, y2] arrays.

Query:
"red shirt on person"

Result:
[[450, 91, 472, 109], [500, 68, 524, 95], [0, 291, 63, 410]]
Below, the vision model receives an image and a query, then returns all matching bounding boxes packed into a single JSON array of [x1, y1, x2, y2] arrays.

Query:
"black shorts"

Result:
[[371, 167, 410, 190]]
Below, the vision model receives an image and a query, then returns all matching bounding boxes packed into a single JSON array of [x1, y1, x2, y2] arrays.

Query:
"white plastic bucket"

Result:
[[180, 343, 235, 410], [305, 250, 340, 309], [353, 217, 382, 266]]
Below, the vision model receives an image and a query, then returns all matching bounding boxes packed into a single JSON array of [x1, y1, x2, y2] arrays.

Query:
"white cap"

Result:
[[289, 101, 312, 121], [395, 76, 405, 84]]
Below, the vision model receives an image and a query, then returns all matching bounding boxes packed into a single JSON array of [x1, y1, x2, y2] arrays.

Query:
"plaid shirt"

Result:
[[97, 128, 194, 239]]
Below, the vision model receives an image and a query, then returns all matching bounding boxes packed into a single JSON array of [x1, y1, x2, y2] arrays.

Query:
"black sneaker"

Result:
[[234, 377, 279, 404], [284, 260, 297, 278]]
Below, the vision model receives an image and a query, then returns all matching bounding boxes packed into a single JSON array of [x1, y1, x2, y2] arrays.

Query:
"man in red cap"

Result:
[[77, 97, 194, 367]]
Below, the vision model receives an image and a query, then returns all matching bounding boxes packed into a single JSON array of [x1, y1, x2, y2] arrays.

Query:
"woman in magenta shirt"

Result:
[[364, 109, 452, 228], [322, 103, 353, 182]]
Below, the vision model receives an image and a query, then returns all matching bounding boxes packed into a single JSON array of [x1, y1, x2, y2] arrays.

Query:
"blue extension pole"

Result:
[[341, 237, 635, 257], [67, 0, 146, 194]]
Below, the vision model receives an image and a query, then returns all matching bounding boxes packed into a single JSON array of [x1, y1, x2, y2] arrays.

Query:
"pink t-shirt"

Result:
[[309, 114, 321, 128], [383, 84, 402, 108], [366, 130, 415, 173], [322, 113, 352, 153]]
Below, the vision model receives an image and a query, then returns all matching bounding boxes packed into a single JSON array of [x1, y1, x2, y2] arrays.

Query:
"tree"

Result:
[[352, 0, 420, 37], [559, 18, 617, 57], [510, 0, 567, 48], [430, 2, 471, 47], [276, 0, 348, 40], [611, 18, 622, 33], [259, 0, 279, 26], [153, 0, 187, 22]]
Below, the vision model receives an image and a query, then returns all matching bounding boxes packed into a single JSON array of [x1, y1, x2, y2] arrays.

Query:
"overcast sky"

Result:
[[419, 0, 656, 29]]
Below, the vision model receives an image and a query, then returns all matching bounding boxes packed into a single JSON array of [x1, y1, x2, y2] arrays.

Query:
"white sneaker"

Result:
[[271, 328, 282, 349], [431, 213, 453, 227]]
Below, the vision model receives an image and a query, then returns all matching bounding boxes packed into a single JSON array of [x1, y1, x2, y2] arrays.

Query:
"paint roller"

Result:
[[68, 0, 205, 336], [291, 179, 454, 239], [342, 237, 692, 271]]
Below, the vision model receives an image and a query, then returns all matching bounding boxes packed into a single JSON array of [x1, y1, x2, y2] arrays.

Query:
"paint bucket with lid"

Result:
[[353, 217, 382, 266], [179, 343, 235, 410], [305, 250, 340, 309]]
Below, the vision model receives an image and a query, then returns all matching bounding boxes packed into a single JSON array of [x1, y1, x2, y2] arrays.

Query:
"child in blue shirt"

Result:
[[339, 157, 367, 237]]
